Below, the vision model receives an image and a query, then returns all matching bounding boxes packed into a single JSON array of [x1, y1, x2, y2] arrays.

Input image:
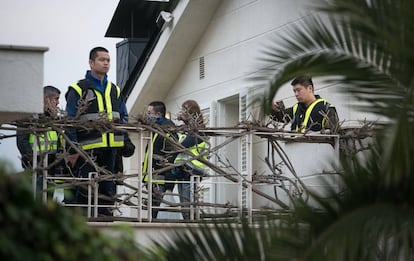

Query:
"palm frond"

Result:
[[302, 203, 414, 261], [294, 134, 414, 257], [151, 219, 312, 261]]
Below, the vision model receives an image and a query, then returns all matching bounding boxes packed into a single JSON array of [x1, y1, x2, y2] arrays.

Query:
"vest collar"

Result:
[[85, 70, 108, 92]]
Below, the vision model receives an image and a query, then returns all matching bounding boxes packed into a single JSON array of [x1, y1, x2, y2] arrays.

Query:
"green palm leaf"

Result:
[[289, 139, 414, 260]]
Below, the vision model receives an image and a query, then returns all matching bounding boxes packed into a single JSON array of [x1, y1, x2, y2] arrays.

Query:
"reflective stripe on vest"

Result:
[[174, 134, 207, 173], [142, 133, 167, 184], [79, 112, 121, 121], [293, 98, 326, 133], [70, 81, 124, 150], [29, 131, 58, 153]]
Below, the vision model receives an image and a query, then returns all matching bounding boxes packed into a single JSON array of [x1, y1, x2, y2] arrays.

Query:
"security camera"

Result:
[[156, 11, 173, 29]]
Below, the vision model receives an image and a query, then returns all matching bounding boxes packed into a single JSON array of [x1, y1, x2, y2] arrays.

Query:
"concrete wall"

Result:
[[0, 45, 47, 123], [90, 222, 189, 247], [91, 222, 247, 248]]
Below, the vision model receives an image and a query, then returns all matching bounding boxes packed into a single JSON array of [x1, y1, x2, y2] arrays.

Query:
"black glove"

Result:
[[121, 136, 135, 157]]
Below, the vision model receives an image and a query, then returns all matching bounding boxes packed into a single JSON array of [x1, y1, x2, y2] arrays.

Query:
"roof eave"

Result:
[[126, 0, 221, 116]]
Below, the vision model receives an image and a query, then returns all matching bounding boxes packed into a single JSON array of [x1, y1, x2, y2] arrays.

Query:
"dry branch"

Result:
[[0, 114, 373, 220]]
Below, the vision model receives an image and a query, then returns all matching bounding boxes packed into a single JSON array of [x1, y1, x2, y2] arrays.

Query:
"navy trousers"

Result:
[[74, 148, 117, 216]]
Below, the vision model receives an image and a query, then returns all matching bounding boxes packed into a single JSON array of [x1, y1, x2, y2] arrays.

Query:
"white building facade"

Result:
[[107, 0, 372, 220]]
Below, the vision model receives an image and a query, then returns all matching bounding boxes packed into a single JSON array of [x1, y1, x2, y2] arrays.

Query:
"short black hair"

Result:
[[89, 47, 109, 60], [43, 85, 60, 96], [291, 75, 313, 88], [149, 101, 166, 117]]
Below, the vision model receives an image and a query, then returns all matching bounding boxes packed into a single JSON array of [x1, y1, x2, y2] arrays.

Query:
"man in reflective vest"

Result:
[[17, 85, 64, 200], [142, 101, 177, 219], [271, 75, 339, 133], [65, 47, 128, 217]]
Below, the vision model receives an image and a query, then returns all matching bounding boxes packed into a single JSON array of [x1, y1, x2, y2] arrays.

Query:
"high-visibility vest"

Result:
[[142, 133, 172, 184], [292, 98, 333, 133], [174, 133, 207, 174], [30, 131, 65, 182], [29, 131, 58, 153], [69, 80, 124, 150]]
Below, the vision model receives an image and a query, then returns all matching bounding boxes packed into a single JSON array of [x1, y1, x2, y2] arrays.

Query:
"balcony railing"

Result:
[[25, 124, 351, 223]]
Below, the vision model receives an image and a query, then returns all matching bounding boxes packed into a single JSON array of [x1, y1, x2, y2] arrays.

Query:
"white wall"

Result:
[[163, 0, 378, 127], [164, 0, 312, 109]]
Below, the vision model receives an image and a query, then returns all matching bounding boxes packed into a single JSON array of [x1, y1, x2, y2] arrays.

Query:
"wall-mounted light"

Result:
[[156, 11, 173, 30]]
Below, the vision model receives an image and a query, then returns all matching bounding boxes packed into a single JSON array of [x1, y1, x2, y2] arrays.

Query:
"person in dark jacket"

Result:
[[173, 99, 208, 220], [142, 101, 178, 219], [271, 75, 339, 133], [16, 85, 65, 200], [65, 46, 128, 217]]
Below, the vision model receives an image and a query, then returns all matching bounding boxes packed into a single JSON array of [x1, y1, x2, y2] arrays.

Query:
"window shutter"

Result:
[[239, 92, 250, 211]]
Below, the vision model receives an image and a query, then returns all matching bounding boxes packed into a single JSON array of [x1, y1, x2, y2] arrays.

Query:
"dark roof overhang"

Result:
[[105, 0, 178, 39], [105, 0, 179, 101], [105, 0, 221, 112]]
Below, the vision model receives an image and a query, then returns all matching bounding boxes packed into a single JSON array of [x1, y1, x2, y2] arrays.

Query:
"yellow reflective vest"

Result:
[[29, 131, 58, 153], [69, 80, 124, 150], [30, 130, 65, 182], [174, 133, 207, 174], [292, 98, 333, 133], [142, 132, 173, 184]]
